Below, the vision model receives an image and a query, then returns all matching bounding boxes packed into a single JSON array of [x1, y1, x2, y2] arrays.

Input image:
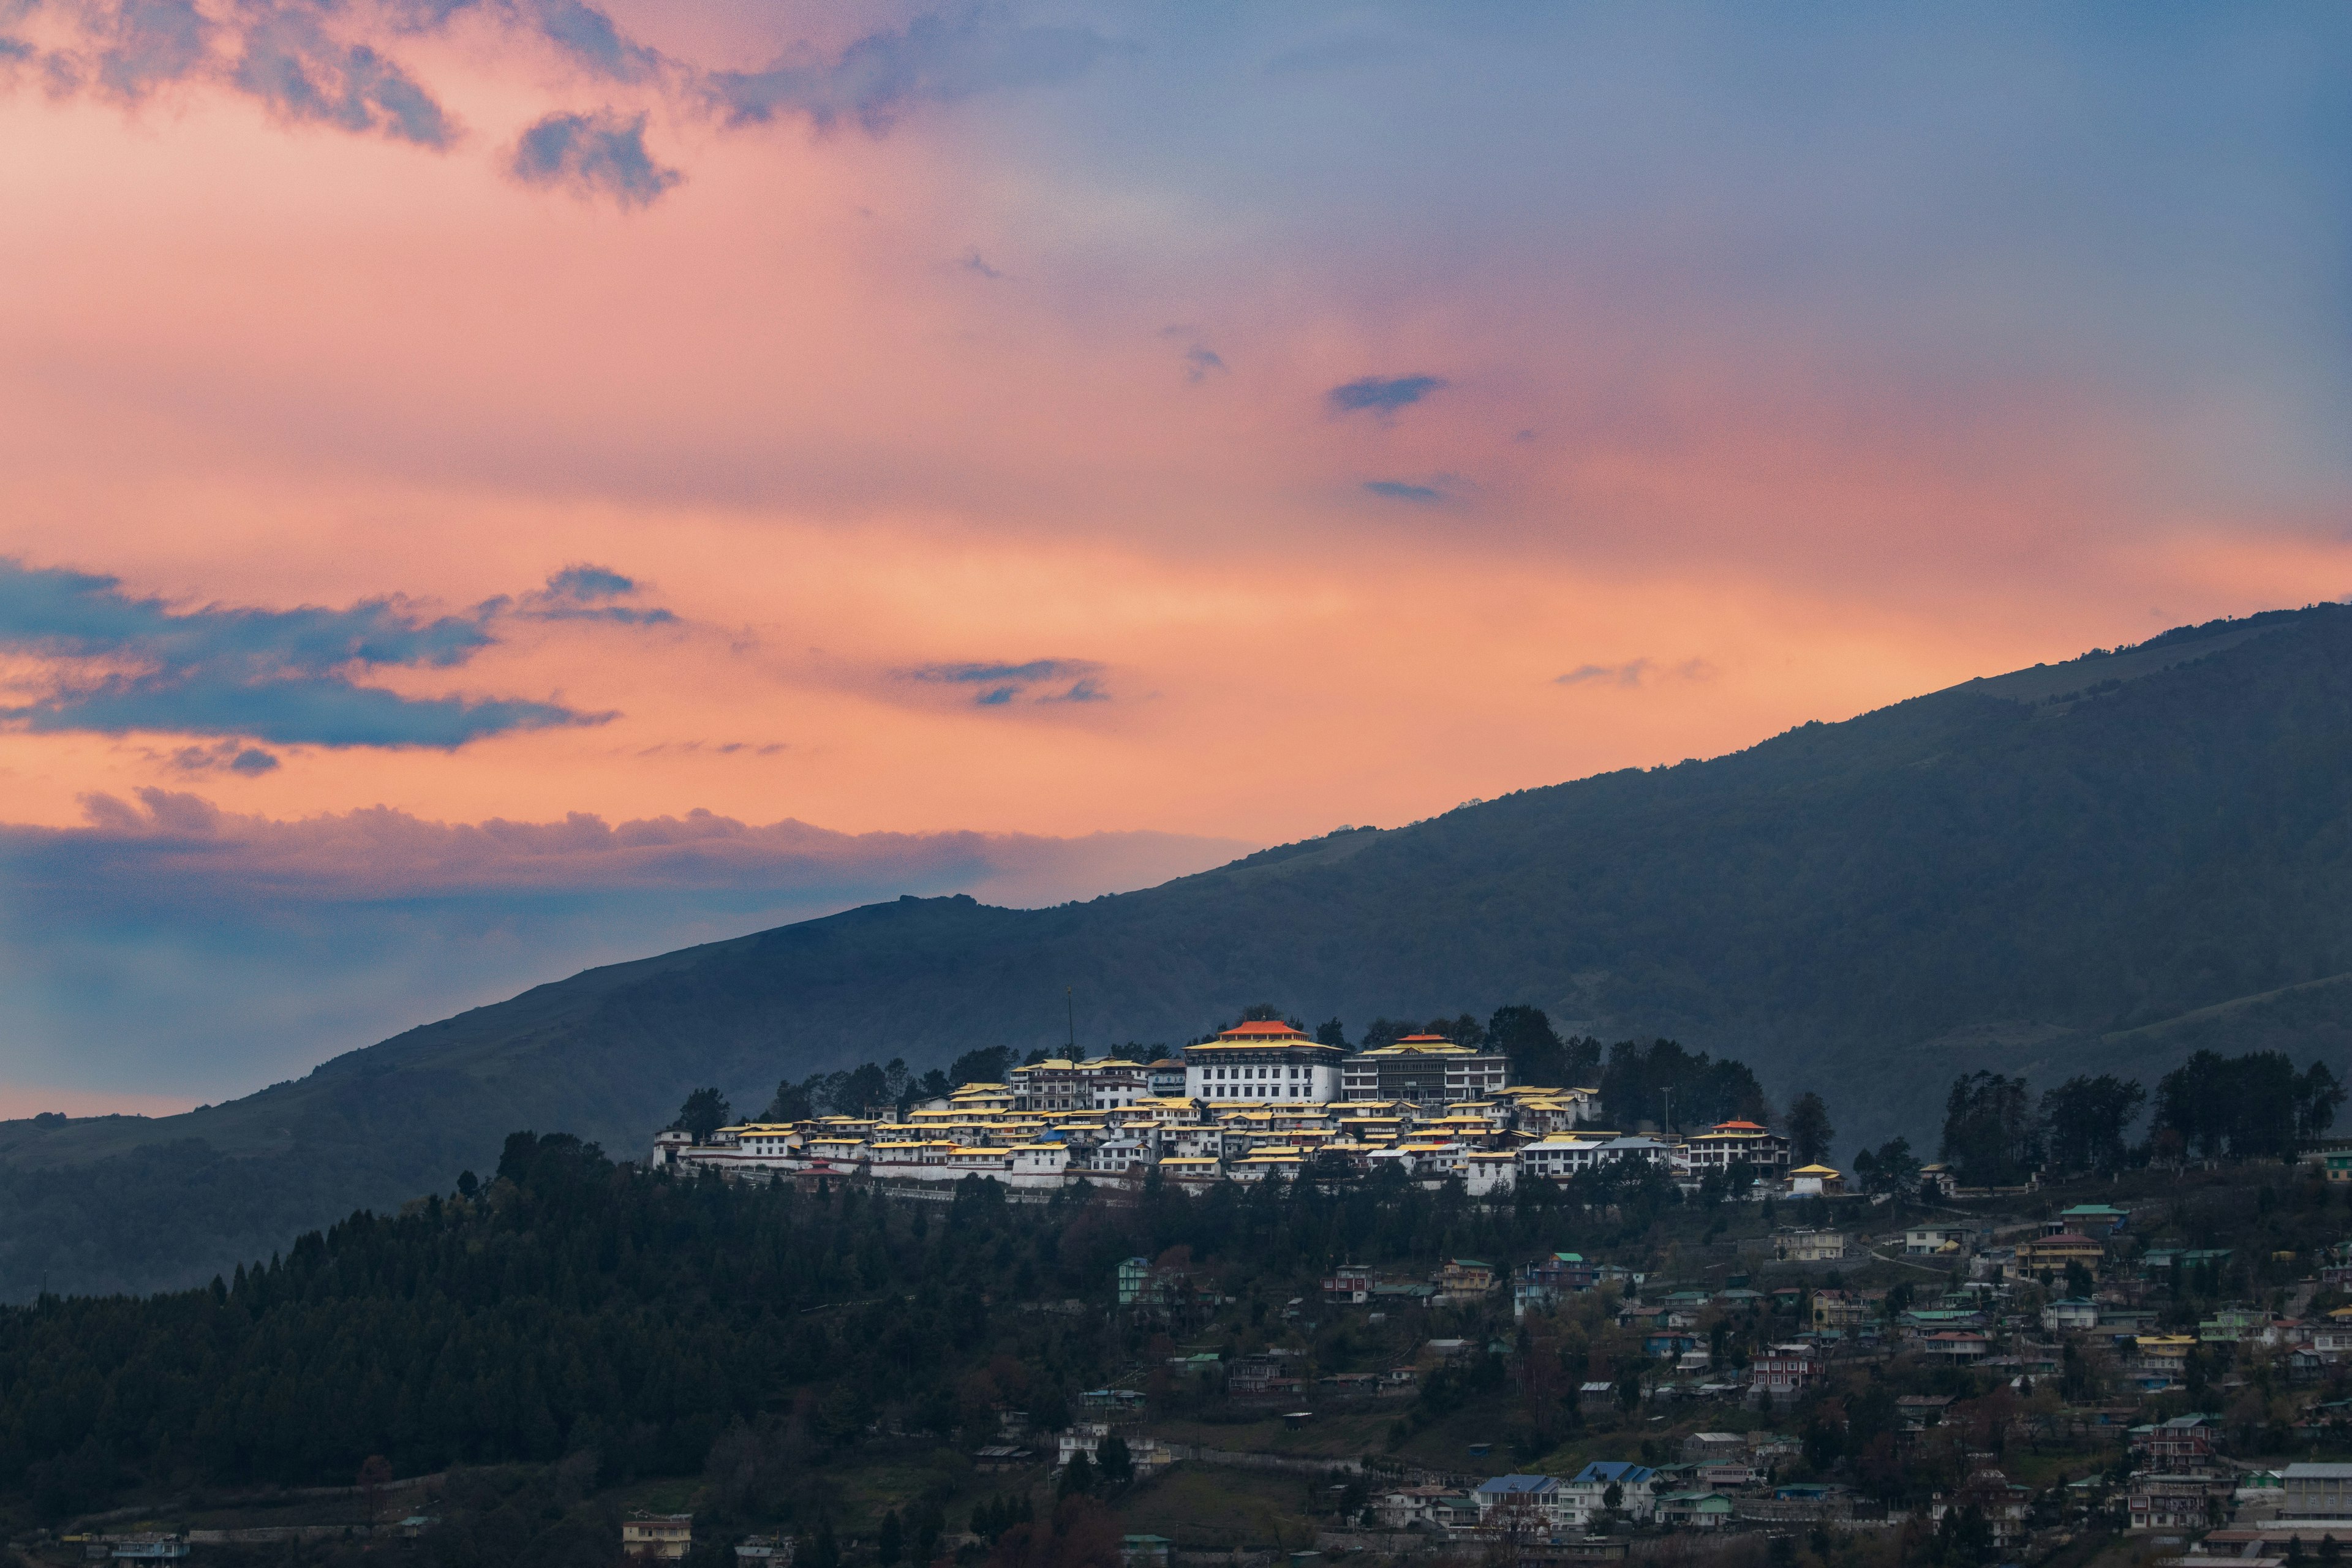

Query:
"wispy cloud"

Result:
[[513, 563, 677, 624], [0, 559, 668, 748], [1327, 374, 1447, 417], [706, 7, 1118, 134], [1363, 479, 1442, 503], [231, 9, 453, 146], [1160, 326, 1228, 383], [1555, 658, 1715, 688], [530, 0, 662, 85], [7, 2, 1112, 199], [960, 248, 1005, 279], [167, 740, 282, 777], [510, 109, 681, 207], [899, 657, 1108, 707]]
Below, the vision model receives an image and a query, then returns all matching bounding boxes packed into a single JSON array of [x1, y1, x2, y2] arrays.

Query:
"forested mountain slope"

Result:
[[7, 605, 2352, 1299]]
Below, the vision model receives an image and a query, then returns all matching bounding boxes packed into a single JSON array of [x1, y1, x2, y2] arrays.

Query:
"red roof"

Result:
[[1712, 1120, 1768, 1131], [1395, 1034, 1452, 1044], [1219, 1020, 1308, 1038]]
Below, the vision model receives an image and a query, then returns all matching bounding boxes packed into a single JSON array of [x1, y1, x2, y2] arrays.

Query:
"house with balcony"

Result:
[[1473, 1474, 1571, 1532], [1563, 1463, 1660, 1525]]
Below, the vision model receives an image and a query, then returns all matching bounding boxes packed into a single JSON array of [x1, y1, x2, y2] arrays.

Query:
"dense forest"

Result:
[[10, 604, 2352, 1299], [0, 1131, 1702, 1527]]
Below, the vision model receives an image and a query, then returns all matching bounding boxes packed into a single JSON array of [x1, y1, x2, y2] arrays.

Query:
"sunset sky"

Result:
[[4, 2, 2349, 1114]]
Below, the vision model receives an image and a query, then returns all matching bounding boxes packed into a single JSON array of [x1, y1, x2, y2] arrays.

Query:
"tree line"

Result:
[[1929, 1050, 2343, 1186]]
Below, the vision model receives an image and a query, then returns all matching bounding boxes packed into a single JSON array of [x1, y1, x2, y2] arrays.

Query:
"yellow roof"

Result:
[[1159, 1156, 1221, 1167], [950, 1146, 1012, 1156], [1789, 1164, 1841, 1177]]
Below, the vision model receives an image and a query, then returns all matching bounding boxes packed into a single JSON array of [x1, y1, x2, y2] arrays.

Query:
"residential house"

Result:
[[1751, 1344, 1822, 1401], [1905, 1226, 1972, 1256], [2013, 1232, 2105, 1280], [2043, 1297, 2100, 1332], [1436, 1259, 1498, 1295], [2136, 1335, 2198, 1384], [1917, 1330, 1992, 1364], [1655, 1493, 1735, 1529], [2201, 1307, 2271, 1345], [1374, 1486, 1466, 1530], [1931, 1471, 2032, 1547], [622, 1515, 693, 1562], [1474, 1474, 1571, 1533], [1564, 1463, 1660, 1525], [1515, 1253, 1597, 1320], [1812, 1290, 1870, 1332], [2059, 1204, 2129, 1235], [2133, 1415, 2221, 1472], [2131, 1474, 2231, 1531], [1776, 1230, 1847, 1263]]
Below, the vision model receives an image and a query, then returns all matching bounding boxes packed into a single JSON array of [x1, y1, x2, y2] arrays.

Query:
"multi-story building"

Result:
[[2014, 1231, 2105, 1280], [1010, 1057, 1150, 1112], [1341, 1036, 1509, 1104], [622, 1515, 693, 1562], [2132, 1415, 2219, 1472], [1751, 1344, 1822, 1401], [1183, 1022, 1346, 1103], [1563, 1462, 1660, 1524], [2283, 1464, 2352, 1520], [1677, 1120, 1793, 1177], [2132, 1474, 2232, 1531], [1474, 1474, 1572, 1532]]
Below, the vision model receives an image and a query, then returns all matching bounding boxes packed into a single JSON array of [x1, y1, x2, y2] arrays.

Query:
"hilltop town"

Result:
[[650, 1022, 1825, 1199]]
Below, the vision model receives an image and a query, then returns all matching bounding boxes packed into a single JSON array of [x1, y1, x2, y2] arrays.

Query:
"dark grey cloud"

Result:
[[1363, 479, 1441, 502], [0, 558, 644, 748], [1327, 374, 1448, 416], [510, 108, 681, 207], [707, 7, 1118, 134], [900, 657, 1109, 707], [960, 248, 1005, 279]]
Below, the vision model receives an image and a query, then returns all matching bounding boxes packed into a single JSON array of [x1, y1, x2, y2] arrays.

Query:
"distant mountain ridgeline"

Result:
[[7, 603, 2352, 1300]]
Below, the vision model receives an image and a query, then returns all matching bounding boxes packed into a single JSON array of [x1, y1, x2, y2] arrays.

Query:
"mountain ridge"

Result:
[[5, 602, 2350, 1298]]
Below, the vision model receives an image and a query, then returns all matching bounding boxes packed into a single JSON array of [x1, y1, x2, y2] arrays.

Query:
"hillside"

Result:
[[7, 603, 2352, 1299]]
